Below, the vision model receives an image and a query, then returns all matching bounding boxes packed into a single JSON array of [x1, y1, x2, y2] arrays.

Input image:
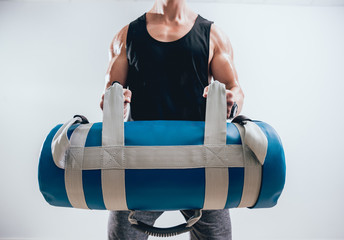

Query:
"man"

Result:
[[101, 0, 244, 239]]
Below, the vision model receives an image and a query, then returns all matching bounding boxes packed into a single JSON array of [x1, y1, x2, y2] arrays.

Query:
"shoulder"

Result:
[[109, 14, 146, 55], [110, 25, 129, 48], [109, 24, 129, 57], [210, 24, 233, 57], [117, 14, 147, 45]]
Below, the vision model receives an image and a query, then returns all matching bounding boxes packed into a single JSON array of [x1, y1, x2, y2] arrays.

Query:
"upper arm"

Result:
[[105, 25, 129, 89], [209, 24, 239, 89]]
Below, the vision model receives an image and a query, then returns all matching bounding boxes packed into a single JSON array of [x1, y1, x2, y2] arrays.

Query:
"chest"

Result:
[[146, 22, 195, 43], [144, 22, 214, 66]]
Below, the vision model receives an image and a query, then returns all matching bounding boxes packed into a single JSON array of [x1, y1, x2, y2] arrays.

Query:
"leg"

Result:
[[181, 209, 232, 240], [108, 210, 163, 240]]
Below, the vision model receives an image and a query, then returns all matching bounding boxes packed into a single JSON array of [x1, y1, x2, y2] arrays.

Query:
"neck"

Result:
[[151, 0, 188, 21]]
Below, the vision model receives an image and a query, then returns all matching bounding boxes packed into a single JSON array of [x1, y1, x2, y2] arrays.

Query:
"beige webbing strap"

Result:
[[203, 81, 227, 145], [101, 83, 128, 210], [68, 144, 245, 170], [242, 121, 268, 165], [52, 116, 82, 169], [65, 123, 93, 209], [234, 122, 267, 208], [203, 81, 229, 210]]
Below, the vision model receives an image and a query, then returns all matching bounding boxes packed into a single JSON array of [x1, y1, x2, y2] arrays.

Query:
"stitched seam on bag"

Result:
[[205, 146, 227, 167]]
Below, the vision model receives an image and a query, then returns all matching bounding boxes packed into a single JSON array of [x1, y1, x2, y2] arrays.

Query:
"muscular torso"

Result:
[[106, 12, 233, 89], [104, 11, 242, 116]]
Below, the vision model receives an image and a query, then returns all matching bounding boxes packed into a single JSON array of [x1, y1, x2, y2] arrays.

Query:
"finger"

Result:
[[203, 86, 209, 98], [124, 96, 131, 103], [123, 89, 132, 103], [227, 106, 232, 119], [100, 94, 104, 110], [226, 90, 233, 99], [123, 89, 132, 98], [124, 101, 130, 119], [124, 102, 130, 118], [226, 90, 234, 106], [227, 98, 234, 107]]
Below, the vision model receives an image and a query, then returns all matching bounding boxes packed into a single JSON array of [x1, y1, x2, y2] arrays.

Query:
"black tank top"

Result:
[[126, 13, 213, 121]]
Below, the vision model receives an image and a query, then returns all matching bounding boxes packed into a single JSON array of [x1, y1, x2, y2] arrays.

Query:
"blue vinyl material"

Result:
[[126, 168, 205, 210], [225, 168, 244, 208], [38, 124, 74, 208], [38, 120, 285, 210], [252, 121, 286, 208]]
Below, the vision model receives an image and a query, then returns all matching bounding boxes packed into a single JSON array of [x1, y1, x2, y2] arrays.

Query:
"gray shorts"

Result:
[[108, 209, 232, 240]]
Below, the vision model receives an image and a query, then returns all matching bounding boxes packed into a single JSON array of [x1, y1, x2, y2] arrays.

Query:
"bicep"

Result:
[[210, 51, 238, 89], [105, 51, 128, 88], [210, 27, 239, 89]]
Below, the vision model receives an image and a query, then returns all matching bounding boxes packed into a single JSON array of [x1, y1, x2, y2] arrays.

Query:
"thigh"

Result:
[[108, 210, 163, 240], [181, 209, 232, 240]]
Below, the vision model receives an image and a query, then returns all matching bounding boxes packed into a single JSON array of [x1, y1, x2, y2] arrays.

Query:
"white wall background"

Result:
[[0, 1, 343, 239]]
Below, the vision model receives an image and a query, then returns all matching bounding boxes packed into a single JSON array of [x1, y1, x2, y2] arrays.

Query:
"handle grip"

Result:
[[128, 210, 202, 237], [51, 115, 89, 169], [132, 221, 191, 238]]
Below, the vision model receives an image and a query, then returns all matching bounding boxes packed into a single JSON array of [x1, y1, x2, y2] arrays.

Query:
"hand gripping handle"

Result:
[[128, 210, 202, 238]]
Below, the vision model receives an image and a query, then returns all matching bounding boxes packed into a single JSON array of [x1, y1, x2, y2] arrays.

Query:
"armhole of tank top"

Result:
[[126, 22, 133, 58], [125, 23, 132, 88], [207, 21, 214, 84], [126, 15, 145, 60]]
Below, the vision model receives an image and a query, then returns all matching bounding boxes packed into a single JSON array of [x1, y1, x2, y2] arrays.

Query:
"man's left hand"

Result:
[[203, 85, 235, 119]]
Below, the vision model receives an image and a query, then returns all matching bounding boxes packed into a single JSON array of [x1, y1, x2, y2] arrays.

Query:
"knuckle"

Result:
[[226, 90, 233, 97], [123, 89, 132, 96], [227, 99, 234, 106]]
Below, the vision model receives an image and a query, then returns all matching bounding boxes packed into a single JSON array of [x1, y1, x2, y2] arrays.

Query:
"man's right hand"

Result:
[[100, 88, 132, 119]]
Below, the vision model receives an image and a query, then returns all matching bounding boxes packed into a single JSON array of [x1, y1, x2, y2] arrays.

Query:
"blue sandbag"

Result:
[[38, 120, 285, 211]]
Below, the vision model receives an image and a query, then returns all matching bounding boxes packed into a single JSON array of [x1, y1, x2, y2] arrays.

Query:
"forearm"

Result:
[[100, 59, 129, 110], [229, 85, 244, 116]]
